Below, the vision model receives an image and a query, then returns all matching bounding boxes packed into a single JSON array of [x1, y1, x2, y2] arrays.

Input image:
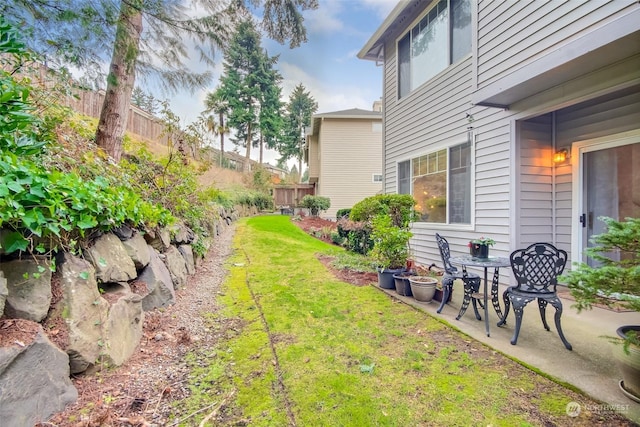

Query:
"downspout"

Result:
[[552, 111, 557, 245]]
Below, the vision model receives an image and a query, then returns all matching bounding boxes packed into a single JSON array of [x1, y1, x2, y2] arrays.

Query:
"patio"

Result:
[[379, 281, 640, 423]]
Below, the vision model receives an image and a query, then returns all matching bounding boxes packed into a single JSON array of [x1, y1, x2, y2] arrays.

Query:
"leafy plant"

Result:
[[469, 237, 495, 246], [300, 195, 330, 217], [369, 214, 412, 270], [561, 216, 640, 349], [350, 194, 417, 228]]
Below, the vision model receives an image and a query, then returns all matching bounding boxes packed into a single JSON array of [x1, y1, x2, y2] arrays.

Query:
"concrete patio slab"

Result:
[[379, 281, 640, 423]]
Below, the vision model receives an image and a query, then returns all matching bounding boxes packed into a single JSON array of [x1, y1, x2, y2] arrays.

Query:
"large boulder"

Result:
[[138, 246, 175, 311], [0, 321, 77, 426], [171, 222, 196, 245], [84, 233, 137, 283], [0, 271, 7, 316], [163, 245, 188, 289], [0, 258, 52, 322], [121, 231, 151, 270], [178, 244, 196, 275], [144, 227, 171, 252], [103, 293, 144, 366], [58, 253, 109, 374]]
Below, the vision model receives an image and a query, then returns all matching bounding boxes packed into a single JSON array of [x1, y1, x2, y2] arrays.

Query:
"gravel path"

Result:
[[46, 224, 237, 427]]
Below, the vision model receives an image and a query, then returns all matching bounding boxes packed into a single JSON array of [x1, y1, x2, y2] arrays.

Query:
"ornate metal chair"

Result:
[[435, 233, 482, 320], [497, 242, 572, 350]]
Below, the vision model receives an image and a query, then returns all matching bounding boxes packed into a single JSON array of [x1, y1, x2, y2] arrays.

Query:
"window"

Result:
[[398, 141, 471, 224], [373, 173, 383, 183], [398, 0, 471, 99]]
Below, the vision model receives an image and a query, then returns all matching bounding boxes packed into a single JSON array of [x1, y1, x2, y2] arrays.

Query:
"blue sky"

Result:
[[168, 0, 397, 166]]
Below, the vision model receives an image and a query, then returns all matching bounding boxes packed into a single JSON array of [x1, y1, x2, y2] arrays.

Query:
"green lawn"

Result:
[[174, 215, 629, 426]]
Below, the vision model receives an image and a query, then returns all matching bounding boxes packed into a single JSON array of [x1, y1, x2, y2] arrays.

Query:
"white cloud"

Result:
[[304, 0, 345, 34], [361, 0, 398, 19]]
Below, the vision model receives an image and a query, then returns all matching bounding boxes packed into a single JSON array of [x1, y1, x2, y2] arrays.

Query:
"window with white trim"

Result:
[[372, 173, 383, 183], [398, 0, 471, 99], [398, 141, 471, 224]]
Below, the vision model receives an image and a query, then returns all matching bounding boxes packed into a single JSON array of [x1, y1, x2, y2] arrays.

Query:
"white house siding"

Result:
[[476, 0, 637, 90], [381, 34, 512, 266], [317, 118, 382, 219]]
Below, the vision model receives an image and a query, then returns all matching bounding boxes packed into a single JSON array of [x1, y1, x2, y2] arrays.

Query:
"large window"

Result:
[[398, 141, 471, 224], [398, 0, 471, 98]]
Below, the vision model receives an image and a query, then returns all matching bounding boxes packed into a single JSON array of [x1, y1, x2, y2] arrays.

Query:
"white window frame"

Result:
[[372, 173, 383, 183], [396, 0, 472, 100], [397, 139, 474, 228]]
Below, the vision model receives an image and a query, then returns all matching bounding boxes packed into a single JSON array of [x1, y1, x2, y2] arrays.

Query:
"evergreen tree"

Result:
[[217, 19, 283, 172], [2, 0, 317, 162], [280, 83, 318, 182]]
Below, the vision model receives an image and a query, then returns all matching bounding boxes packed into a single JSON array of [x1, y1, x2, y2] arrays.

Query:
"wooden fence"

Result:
[[273, 184, 315, 207]]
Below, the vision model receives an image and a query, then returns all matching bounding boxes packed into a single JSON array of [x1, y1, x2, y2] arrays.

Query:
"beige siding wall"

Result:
[[317, 118, 382, 219], [308, 135, 320, 180], [476, 0, 637, 89]]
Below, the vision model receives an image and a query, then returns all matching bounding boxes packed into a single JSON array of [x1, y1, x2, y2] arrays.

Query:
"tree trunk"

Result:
[[219, 112, 225, 167], [259, 130, 264, 164], [95, 2, 142, 162], [244, 122, 252, 172]]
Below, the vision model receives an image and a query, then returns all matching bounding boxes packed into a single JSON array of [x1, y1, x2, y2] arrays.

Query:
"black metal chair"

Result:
[[435, 233, 482, 320], [497, 242, 572, 350]]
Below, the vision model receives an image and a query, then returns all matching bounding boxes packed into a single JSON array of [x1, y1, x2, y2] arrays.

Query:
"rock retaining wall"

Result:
[[0, 206, 249, 426]]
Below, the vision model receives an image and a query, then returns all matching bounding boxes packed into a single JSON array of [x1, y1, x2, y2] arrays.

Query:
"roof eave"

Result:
[[357, 1, 410, 61]]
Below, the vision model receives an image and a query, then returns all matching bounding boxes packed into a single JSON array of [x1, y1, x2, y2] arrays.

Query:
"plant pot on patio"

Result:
[[377, 267, 405, 289], [393, 271, 415, 296], [614, 325, 640, 403], [408, 276, 438, 302]]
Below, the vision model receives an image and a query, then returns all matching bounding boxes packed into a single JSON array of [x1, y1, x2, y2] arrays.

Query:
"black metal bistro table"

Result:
[[448, 255, 511, 337]]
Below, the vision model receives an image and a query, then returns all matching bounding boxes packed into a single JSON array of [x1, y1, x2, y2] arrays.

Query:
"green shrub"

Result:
[[350, 194, 417, 228], [336, 208, 351, 220], [369, 214, 413, 270], [300, 195, 330, 217], [336, 218, 373, 255]]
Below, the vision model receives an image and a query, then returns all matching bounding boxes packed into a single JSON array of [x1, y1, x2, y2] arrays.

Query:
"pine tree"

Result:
[[2, 0, 317, 162], [280, 83, 318, 182], [216, 19, 283, 172]]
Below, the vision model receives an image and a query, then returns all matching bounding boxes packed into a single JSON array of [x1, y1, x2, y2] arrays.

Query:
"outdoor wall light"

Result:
[[553, 148, 569, 164]]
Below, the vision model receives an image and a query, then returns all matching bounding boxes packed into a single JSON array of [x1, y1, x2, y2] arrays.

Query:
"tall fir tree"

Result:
[[280, 83, 318, 181], [217, 19, 283, 171], [2, 0, 316, 161]]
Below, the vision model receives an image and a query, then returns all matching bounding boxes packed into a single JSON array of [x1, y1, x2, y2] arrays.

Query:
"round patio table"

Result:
[[448, 255, 511, 337]]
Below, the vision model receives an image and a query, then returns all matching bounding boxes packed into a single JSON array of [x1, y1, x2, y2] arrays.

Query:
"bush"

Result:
[[300, 195, 330, 217], [336, 218, 373, 255], [336, 208, 351, 220], [369, 215, 412, 270], [350, 194, 417, 228]]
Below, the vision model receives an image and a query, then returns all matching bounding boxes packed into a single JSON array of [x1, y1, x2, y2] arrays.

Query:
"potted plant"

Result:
[[468, 236, 495, 259], [408, 273, 439, 302], [369, 214, 413, 289], [561, 216, 640, 401]]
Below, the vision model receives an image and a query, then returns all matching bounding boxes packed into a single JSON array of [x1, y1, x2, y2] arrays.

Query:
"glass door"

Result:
[[581, 141, 640, 266]]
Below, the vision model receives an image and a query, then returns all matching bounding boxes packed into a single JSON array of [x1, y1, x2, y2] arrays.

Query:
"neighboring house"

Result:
[[304, 106, 383, 219], [358, 0, 639, 269]]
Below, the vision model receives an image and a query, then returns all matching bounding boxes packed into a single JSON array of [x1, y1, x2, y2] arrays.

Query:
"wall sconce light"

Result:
[[553, 148, 569, 164]]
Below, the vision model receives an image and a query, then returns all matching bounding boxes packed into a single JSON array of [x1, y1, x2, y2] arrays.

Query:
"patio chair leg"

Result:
[[437, 281, 453, 314], [510, 303, 528, 345], [456, 286, 474, 320], [497, 289, 512, 327], [537, 299, 550, 331], [551, 300, 572, 351]]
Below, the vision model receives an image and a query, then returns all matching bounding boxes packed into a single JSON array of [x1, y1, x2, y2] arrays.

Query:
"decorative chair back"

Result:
[[435, 233, 458, 275], [510, 243, 567, 294]]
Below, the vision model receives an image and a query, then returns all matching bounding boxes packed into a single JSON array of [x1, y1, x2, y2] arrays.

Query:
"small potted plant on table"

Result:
[[468, 236, 495, 259]]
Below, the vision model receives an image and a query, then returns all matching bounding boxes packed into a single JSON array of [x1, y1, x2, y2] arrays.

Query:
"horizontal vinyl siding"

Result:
[[476, 0, 637, 89], [308, 136, 320, 179], [317, 118, 382, 218]]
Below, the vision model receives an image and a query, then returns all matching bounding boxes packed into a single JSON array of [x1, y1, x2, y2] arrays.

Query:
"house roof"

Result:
[[306, 108, 381, 136], [358, 0, 425, 62]]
